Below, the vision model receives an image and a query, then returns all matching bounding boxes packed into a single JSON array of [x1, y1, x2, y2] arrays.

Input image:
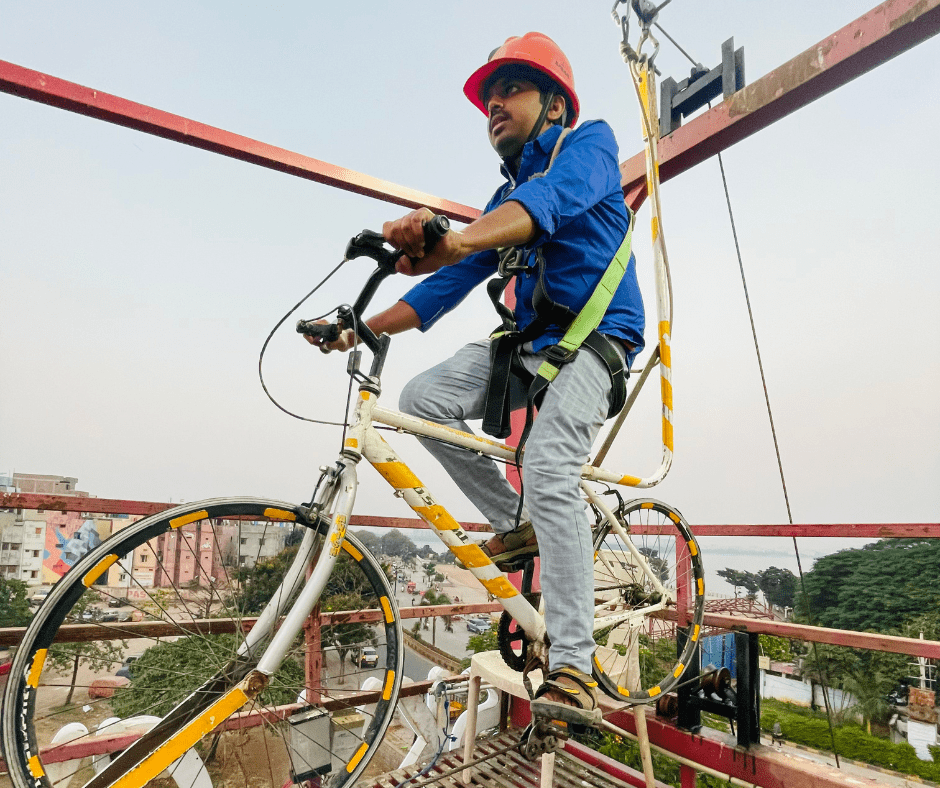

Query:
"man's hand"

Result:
[[303, 321, 356, 354], [383, 208, 464, 276]]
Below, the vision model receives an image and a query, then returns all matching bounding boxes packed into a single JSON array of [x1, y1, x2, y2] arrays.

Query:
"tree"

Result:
[[757, 567, 797, 609], [0, 576, 32, 627], [796, 539, 940, 633], [112, 633, 303, 718], [320, 591, 376, 681], [717, 568, 761, 599], [379, 529, 418, 560], [423, 561, 437, 586], [421, 588, 453, 645], [46, 595, 126, 706]]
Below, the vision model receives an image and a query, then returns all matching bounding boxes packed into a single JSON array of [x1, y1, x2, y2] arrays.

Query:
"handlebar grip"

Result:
[[296, 320, 340, 341], [422, 214, 450, 253]]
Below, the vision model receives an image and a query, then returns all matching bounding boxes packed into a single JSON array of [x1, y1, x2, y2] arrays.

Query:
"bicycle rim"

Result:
[[591, 498, 704, 702], [1, 497, 403, 788]]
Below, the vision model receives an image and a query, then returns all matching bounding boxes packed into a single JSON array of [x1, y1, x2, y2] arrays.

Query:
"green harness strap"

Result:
[[534, 210, 635, 386]]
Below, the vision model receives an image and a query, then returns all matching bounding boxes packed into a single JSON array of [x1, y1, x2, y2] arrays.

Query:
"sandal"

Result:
[[530, 666, 603, 727], [480, 521, 538, 570], [457, 521, 539, 571]]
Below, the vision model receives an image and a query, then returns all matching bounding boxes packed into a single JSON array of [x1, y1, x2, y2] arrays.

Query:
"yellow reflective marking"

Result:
[[383, 670, 395, 701], [661, 377, 674, 411], [697, 577, 704, 596], [640, 502, 655, 509], [687, 539, 698, 556], [451, 544, 490, 569], [692, 624, 700, 641], [83, 554, 119, 587], [170, 510, 208, 529], [373, 461, 422, 490], [618, 474, 642, 487], [361, 392, 371, 400], [342, 540, 364, 561], [28, 756, 44, 778], [414, 504, 460, 531], [648, 686, 662, 697], [380, 596, 393, 624], [111, 687, 249, 788], [663, 417, 674, 453], [651, 215, 659, 242], [263, 508, 296, 521], [658, 321, 672, 367], [346, 742, 369, 772], [481, 576, 518, 599], [28, 649, 47, 688], [344, 438, 358, 448], [618, 687, 631, 697], [668, 511, 681, 524], [674, 663, 685, 678]]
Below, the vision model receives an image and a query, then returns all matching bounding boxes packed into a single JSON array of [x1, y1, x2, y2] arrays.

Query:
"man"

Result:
[[311, 33, 644, 726]]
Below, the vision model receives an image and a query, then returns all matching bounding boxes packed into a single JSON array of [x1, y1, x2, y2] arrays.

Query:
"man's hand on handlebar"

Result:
[[303, 321, 355, 354], [384, 208, 463, 276]]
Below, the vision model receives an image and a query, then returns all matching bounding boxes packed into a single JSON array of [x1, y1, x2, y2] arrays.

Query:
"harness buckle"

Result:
[[542, 344, 579, 367]]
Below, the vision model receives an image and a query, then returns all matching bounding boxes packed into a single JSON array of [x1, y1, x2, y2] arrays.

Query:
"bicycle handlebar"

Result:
[[296, 214, 450, 357]]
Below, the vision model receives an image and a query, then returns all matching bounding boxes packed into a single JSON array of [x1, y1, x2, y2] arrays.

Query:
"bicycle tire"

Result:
[[590, 498, 704, 703], [1, 497, 403, 788]]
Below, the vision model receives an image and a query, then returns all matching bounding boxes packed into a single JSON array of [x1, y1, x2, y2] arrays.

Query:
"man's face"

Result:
[[484, 75, 547, 159]]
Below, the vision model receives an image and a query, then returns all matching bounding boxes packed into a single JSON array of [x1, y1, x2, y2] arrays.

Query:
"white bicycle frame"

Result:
[[243, 379, 676, 678]]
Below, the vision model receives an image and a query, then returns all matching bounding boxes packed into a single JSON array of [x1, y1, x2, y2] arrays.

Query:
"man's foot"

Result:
[[480, 521, 538, 570], [530, 666, 603, 727]]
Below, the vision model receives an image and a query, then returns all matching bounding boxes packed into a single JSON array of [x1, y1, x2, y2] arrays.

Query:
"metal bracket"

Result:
[[659, 37, 745, 137], [673, 630, 761, 747]]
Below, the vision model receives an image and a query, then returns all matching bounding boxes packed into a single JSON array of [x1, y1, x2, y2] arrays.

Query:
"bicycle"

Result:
[[2, 219, 704, 788]]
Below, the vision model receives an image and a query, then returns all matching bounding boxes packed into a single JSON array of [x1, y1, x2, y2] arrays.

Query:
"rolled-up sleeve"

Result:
[[400, 249, 498, 331], [505, 121, 622, 246]]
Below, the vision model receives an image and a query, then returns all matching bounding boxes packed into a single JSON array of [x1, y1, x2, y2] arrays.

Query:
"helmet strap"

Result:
[[525, 90, 556, 145]]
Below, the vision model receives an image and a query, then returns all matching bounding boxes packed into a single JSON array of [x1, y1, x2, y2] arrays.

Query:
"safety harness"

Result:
[[480, 129, 636, 452]]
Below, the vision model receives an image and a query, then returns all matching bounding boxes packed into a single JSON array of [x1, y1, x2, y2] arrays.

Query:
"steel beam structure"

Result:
[[621, 0, 940, 208], [5, 489, 936, 538], [0, 60, 480, 224], [603, 708, 861, 788]]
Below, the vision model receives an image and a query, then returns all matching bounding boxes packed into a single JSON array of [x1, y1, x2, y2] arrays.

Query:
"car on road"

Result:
[[98, 611, 120, 623], [466, 617, 491, 634], [116, 654, 141, 680], [81, 607, 101, 622], [29, 589, 50, 607], [108, 597, 130, 607], [356, 647, 379, 669]]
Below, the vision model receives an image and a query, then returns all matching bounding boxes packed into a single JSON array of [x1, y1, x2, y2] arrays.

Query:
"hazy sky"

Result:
[[1, 2, 938, 596]]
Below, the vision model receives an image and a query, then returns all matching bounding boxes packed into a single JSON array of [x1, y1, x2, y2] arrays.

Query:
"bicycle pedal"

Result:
[[519, 719, 569, 761]]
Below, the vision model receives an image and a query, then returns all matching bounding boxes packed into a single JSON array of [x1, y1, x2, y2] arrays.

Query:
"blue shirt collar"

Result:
[[499, 124, 565, 187]]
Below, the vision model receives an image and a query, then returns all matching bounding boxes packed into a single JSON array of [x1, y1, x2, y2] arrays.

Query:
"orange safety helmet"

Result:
[[463, 32, 580, 128]]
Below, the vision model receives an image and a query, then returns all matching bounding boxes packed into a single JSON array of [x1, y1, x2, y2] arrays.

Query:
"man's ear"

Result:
[[547, 93, 567, 124]]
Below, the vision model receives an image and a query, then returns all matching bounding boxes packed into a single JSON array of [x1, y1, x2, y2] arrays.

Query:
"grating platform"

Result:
[[354, 729, 654, 788]]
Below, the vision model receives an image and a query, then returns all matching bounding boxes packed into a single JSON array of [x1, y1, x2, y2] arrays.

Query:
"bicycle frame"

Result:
[[240, 369, 683, 689]]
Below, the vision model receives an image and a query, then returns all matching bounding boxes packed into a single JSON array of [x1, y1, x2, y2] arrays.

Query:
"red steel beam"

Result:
[[605, 708, 860, 788], [701, 611, 940, 659], [3, 492, 936, 538], [0, 60, 480, 224], [621, 0, 940, 207]]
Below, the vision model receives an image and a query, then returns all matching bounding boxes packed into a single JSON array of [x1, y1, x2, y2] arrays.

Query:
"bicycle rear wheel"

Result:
[[2, 498, 403, 788], [591, 498, 704, 702]]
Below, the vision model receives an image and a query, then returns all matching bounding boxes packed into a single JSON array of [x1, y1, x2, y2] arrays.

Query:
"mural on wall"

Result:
[[43, 518, 102, 581]]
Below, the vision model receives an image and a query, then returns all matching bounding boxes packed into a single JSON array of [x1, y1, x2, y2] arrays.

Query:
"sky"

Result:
[[1, 2, 938, 597]]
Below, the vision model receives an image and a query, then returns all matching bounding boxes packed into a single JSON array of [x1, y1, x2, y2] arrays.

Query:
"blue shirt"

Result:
[[402, 121, 645, 353]]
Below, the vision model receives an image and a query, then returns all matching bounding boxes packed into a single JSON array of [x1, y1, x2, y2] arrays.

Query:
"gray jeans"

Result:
[[400, 338, 620, 674]]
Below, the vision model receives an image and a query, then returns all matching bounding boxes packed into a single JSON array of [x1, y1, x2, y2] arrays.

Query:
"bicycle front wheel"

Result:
[[591, 498, 705, 702], [2, 498, 403, 788]]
